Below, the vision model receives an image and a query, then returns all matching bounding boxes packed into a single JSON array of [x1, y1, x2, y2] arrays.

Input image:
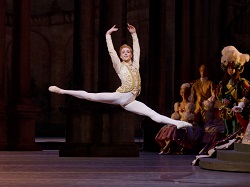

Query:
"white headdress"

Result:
[[221, 46, 249, 73]]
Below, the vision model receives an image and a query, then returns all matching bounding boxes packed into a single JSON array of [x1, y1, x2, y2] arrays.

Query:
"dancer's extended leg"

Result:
[[49, 86, 191, 128], [123, 100, 192, 129], [48, 86, 134, 106]]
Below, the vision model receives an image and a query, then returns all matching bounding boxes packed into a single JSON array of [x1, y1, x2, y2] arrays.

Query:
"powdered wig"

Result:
[[180, 83, 191, 101], [180, 83, 191, 90], [221, 46, 249, 73]]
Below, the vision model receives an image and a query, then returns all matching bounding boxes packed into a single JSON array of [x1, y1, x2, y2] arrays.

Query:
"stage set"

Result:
[[0, 0, 250, 186]]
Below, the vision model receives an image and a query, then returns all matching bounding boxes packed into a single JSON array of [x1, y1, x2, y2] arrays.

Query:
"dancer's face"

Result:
[[120, 47, 133, 63]]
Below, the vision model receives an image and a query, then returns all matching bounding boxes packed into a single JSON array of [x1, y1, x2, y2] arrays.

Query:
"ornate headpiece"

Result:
[[221, 46, 249, 73]]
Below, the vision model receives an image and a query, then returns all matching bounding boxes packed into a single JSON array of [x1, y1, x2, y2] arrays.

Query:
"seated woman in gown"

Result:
[[155, 83, 203, 155]]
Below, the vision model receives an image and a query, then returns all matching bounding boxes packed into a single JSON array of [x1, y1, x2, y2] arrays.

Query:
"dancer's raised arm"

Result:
[[106, 25, 121, 73], [127, 23, 140, 69]]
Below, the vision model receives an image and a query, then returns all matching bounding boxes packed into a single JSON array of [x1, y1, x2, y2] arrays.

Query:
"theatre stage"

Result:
[[0, 149, 249, 187]]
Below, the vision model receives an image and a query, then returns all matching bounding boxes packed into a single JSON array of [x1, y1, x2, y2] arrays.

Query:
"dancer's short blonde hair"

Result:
[[119, 44, 132, 55]]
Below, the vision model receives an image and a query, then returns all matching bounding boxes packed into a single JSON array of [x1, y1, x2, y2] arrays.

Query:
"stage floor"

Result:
[[0, 150, 249, 187]]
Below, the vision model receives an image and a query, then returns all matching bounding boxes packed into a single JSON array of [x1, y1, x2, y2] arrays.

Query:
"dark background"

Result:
[[2, 0, 250, 138]]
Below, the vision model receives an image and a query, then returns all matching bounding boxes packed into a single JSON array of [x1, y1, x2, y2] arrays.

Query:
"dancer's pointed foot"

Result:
[[48, 86, 62, 94], [175, 121, 192, 129]]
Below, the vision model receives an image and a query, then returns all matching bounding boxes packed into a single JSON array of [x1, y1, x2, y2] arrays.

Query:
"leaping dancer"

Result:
[[49, 23, 192, 129]]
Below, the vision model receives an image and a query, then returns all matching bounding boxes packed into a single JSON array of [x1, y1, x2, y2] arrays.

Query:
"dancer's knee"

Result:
[[75, 91, 92, 100], [84, 93, 96, 101]]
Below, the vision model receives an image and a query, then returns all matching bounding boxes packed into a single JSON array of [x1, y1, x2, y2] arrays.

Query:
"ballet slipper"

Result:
[[175, 121, 192, 129], [48, 86, 62, 94]]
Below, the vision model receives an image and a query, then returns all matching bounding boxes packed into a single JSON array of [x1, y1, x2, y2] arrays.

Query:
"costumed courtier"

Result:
[[217, 46, 250, 134]]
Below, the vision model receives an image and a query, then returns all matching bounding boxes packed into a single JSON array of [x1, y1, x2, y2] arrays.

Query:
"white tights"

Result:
[[50, 86, 191, 128]]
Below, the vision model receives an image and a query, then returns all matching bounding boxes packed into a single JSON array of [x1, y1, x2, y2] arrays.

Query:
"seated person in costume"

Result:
[[190, 64, 216, 127], [198, 98, 226, 155], [155, 83, 203, 155]]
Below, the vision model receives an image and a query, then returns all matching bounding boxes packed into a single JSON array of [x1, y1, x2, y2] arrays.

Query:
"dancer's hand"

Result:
[[106, 25, 118, 35], [127, 23, 136, 34]]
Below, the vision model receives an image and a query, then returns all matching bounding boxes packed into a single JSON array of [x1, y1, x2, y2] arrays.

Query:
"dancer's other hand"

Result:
[[127, 23, 136, 34], [106, 25, 118, 35]]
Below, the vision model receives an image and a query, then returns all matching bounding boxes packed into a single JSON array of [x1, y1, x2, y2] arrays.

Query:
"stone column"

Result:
[[0, 0, 8, 150], [59, 0, 95, 157], [8, 0, 41, 150], [140, 0, 169, 152]]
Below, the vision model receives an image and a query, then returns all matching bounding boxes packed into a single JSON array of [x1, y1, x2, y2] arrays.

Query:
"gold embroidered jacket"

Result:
[[191, 78, 216, 114], [106, 33, 141, 96]]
